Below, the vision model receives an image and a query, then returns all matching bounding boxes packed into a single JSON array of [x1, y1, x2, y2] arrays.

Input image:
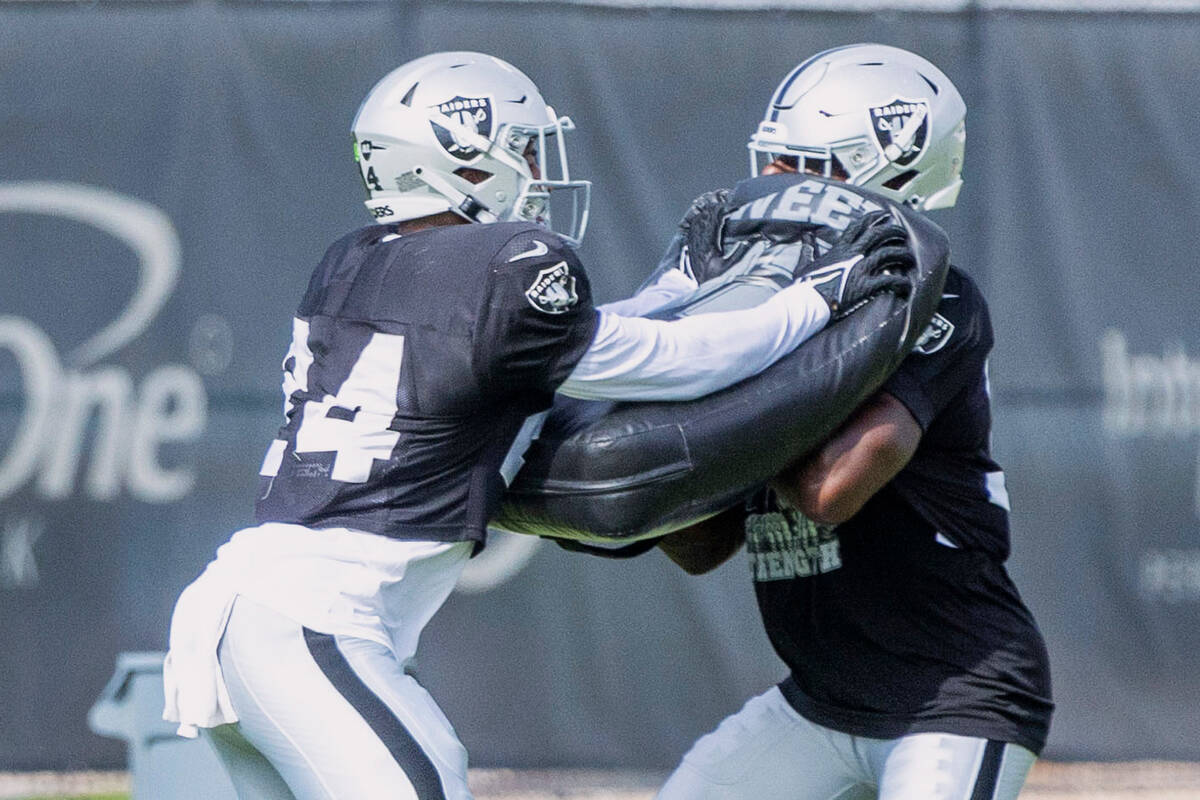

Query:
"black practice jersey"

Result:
[[255, 221, 599, 546], [745, 268, 1054, 753]]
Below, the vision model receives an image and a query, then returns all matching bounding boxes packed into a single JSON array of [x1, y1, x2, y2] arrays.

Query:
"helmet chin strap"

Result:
[[412, 166, 498, 224]]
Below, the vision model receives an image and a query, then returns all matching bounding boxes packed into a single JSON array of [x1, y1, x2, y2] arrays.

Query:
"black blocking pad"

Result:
[[494, 176, 950, 543]]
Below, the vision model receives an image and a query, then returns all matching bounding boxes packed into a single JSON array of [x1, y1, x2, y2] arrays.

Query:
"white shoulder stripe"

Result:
[[935, 531, 961, 548], [986, 470, 1011, 512], [259, 439, 287, 478]]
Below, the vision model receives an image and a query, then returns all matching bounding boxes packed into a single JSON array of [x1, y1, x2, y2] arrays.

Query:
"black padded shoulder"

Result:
[[494, 176, 950, 543]]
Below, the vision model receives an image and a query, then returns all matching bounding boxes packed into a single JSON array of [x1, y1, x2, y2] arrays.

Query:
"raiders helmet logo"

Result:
[[430, 95, 494, 162], [914, 313, 954, 355], [525, 262, 579, 315], [869, 98, 930, 166]]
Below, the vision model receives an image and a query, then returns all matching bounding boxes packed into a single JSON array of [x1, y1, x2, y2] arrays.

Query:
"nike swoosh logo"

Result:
[[508, 240, 549, 262]]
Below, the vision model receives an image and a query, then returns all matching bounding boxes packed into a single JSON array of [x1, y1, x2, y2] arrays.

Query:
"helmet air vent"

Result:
[[883, 169, 920, 191], [400, 83, 418, 106], [453, 167, 493, 184]]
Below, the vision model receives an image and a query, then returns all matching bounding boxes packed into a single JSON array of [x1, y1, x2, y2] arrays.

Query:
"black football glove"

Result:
[[678, 188, 733, 284], [797, 210, 915, 317]]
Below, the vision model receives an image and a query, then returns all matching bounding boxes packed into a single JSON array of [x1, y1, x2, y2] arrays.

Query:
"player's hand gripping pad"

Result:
[[493, 175, 950, 542]]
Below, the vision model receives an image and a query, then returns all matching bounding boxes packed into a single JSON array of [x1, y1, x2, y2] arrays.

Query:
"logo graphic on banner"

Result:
[[1101, 328, 1200, 602], [430, 95, 494, 162], [869, 98, 929, 166], [0, 182, 208, 506], [0, 517, 43, 590]]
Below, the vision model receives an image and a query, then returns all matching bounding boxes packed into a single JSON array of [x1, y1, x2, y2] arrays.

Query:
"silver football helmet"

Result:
[[352, 52, 591, 242], [748, 44, 966, 210]]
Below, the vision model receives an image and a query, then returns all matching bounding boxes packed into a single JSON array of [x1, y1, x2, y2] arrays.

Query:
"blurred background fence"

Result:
[[2, 0, 1199, 773]]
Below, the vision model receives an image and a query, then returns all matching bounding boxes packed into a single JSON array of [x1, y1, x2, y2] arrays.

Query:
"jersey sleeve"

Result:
[[558, 280, 830, 402], [883, 269, 994, 430], [596, 267, 698, 318], [596, 231, 697, 318], [475, 228, 601, 394]]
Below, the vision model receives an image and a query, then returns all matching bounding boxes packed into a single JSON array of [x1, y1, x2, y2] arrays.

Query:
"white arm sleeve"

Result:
[[558, 281, 831, 401], [596, 267, 697, 319]]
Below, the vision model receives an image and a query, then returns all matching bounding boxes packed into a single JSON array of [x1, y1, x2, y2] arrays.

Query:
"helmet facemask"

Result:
[[499, 115, 591, 244], [749, 138, 877, 185], [748, 133, 936, 209]]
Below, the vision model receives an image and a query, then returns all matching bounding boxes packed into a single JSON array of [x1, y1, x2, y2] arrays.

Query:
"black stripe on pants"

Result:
[[969, 740, 1006, 800], [303, 628, 447, 800]]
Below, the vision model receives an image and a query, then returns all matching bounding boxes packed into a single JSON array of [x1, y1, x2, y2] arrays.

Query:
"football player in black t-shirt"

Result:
[[656, 45, 1053, 800], [163, 52, 913, 800]]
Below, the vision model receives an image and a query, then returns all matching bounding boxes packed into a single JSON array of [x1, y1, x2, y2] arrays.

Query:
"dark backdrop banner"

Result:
[[1, 1, 1198, 770]]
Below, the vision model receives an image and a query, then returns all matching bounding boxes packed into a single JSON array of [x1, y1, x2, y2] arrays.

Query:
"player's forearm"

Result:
[[775, 441, 889, 525], [596, 265, 697, 318], [656, 506, 746, 575], [558, 282, 830, 401], [773, 394, 921, 524]]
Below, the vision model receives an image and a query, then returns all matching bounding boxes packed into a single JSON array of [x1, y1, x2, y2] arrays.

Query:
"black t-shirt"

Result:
[[255, 221, 599, 546], [746, 268, 1054, 753]]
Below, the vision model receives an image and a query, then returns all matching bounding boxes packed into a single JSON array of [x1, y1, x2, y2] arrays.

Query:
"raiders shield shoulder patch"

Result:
[[525, 261, 579, 314], [914, 313, 954, 355]]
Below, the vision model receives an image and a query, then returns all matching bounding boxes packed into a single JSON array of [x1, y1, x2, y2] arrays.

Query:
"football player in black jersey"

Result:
[[163, 51, 914, 800], [655, 45, 1053, 800]]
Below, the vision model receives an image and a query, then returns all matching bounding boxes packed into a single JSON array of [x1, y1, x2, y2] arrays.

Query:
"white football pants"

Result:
[[656, 687, 1036, 800], [205, 561, 472, 799]]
